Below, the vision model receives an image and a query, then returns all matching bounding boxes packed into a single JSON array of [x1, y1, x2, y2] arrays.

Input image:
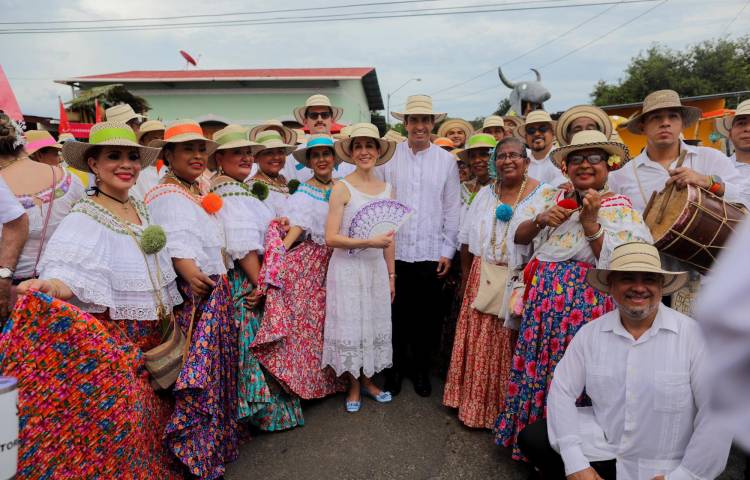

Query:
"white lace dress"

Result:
[[36, 197, 182, 320], [322, 179, 393, 378]]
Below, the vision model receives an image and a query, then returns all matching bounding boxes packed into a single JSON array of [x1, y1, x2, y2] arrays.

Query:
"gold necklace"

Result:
[[256, 170, 286, 187], [164, 172, 201, 196]]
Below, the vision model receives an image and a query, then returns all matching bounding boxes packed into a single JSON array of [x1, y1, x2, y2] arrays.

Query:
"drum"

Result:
[[0, 376, 18, 480], [643, 185, 746, 273]]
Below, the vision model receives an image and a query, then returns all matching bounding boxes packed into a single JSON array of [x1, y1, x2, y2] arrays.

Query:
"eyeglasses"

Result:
[[566, 153, 608, 166], [496, 152, 526, 161], [306, 111, 332, 120], [525, 125, 550, 136]]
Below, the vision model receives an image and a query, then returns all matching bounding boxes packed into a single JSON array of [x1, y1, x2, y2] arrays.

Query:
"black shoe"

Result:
[[384, 370, 403, 396], [413, 371, 432, 397]]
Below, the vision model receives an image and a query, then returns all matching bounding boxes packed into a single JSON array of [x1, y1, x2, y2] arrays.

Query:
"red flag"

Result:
[[95, 99, 103, 123], [0, 65, 23, 121], [59, 98, 70, 134]]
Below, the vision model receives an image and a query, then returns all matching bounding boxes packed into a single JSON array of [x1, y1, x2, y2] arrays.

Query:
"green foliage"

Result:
[[494, 98, 512, 116], [67, 84, 151, 121], [591, 37, 750, 108]]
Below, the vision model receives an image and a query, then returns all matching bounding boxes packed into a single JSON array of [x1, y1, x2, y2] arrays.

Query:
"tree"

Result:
[[590, 37, 750, 108], [67, 84, 150, 123], [494, 98, 511, 116]]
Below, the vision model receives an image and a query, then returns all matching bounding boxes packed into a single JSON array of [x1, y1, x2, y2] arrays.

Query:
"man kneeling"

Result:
[[518, 242, 731, 479]]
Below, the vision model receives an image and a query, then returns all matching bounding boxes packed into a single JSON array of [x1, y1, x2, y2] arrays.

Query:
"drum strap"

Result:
[[632, 156, 649, 207]]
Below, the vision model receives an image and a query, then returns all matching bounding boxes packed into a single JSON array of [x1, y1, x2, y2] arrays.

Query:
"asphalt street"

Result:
[[226, 375, 746, 480]]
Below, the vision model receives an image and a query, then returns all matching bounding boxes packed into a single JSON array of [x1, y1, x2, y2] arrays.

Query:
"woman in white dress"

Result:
[[248, 130, 297, 216], [323, 123, 398, 413]]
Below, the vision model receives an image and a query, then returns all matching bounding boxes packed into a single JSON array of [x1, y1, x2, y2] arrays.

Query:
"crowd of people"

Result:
[[0, 88, 749, 479]]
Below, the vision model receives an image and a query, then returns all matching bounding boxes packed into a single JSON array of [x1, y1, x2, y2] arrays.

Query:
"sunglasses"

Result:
[[306, 111, 332, 120], [566, 153, 608, 166], [525, 125, 550, 136]]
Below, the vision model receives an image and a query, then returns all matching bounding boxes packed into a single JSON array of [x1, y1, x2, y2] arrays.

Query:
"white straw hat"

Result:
[[62, 121, 160, 172], [549, 130, 630, 171], [481, 115, 505, 131], [249, 119, 297, 145], [715, 99, 750, 138], [334, 123, 397, 166], [253, 129, 297, 156], [586, 242, 688, 295], [291, 134, 342, 168], [626, 90, 702, 135], [437, 118, 474, 140], [515, 110, 556, 138], [555, 105, 613, 146], [293, 94, 344, 124], [136, 120, 165, 142], [105, 103, 145, 124], [391, 95, 447, 123]]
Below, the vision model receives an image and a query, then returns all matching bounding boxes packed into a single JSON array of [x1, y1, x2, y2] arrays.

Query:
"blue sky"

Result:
[[3, 0, 749, 121]]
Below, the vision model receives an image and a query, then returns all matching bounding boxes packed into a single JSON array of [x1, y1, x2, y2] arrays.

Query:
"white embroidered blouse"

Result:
[[282, 182, 331, 246], [211, 180, 273, 260]]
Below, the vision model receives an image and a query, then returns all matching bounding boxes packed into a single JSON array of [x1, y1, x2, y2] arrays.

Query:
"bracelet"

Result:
[[388, 273, 397, 279], [585, 224, 605, 242]]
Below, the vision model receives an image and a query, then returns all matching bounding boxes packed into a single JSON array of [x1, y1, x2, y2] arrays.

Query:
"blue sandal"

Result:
[[345, 400, 361, 413], [361, 388, 392, 403]]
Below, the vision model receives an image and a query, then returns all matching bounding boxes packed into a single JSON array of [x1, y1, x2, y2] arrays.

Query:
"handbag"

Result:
[[122, 221, 196, 391], [471, 194, 513, 316]]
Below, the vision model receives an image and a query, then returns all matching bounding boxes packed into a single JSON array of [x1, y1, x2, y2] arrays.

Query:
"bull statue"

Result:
[[498, 67, 551, 116]]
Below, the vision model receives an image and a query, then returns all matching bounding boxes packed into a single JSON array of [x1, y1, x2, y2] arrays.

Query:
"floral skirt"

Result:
[[229, 267, 303, 431], [0, 291, 182, 479], [252, 240, 340, 399], [443, 256, 518, 429], [165, 276, 239, 479], [493, 260, 614, 460]]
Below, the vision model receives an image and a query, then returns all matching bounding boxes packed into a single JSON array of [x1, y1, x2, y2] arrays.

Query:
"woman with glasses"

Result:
[[443, 137, 557, 430], [494, 130, 652, 461]]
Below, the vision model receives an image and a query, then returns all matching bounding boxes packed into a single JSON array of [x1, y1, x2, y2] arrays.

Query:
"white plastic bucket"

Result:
[[0, 377, 18, 480]]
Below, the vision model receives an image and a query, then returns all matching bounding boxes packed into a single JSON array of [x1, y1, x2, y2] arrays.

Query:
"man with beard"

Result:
[[608, 90, 746, 212], [518, 110, 567, 187], [378, 94, 461, 397], [518, 242, 732, 480], [284, 94, 355, 181]]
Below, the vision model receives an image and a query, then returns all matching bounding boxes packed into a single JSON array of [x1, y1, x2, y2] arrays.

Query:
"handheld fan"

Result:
[[347, 199, 414, 255]]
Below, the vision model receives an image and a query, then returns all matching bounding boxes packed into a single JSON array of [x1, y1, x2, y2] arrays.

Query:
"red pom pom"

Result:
[[557, 198, 578, 210], [201, 192, 223, 214], [155, 159, 165, 173]]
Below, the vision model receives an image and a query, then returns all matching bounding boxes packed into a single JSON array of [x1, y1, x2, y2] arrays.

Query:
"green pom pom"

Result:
[[251, 181, 269, 201], [140, 225, 167, 255], [287, 179, 301, 195]]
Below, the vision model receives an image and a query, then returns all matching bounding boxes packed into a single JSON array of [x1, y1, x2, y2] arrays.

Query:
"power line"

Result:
[[0, 0, 662, 35], [722, 0, 750, 35], [428, 0, 620, 97]]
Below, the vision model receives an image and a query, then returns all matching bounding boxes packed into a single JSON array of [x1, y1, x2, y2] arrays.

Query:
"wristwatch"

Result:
[[0, 267, 13, 280], [708, 175, 723, 194]]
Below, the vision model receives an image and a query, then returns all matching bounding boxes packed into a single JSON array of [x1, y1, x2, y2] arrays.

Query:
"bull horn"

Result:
[[531, 68, 541, 81], [498, 67, 516, 89]]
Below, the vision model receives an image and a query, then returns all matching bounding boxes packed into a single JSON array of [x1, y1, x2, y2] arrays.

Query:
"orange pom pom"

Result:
[[155, 159, 165, 173], [201, 192, 223, 214]]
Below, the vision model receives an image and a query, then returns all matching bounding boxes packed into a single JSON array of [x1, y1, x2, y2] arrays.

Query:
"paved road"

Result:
[[226, 375, 746, 480]]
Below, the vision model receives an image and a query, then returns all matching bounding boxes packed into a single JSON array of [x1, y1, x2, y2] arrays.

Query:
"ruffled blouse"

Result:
[[37, 198, 183, 320], [510, 189, 653, 268], [210, 180, 273, 260], [249, 178, 289, 217], [282, 182, 330, 245], [459, 183, 556, 265], [0, 168, 85, 279], [145, 183, 227, 276]]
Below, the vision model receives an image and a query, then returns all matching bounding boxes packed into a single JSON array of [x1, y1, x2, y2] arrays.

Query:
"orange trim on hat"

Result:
[[164, 123, 204, 140]]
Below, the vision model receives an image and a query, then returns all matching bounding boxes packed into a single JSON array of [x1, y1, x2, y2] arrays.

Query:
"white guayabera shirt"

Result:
[[547, 305, 731, 480]]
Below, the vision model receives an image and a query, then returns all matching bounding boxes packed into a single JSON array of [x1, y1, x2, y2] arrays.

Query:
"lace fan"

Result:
[[347, 199, 414, 255]]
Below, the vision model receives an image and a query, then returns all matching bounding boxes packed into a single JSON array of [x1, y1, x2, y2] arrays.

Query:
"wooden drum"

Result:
[[643, 185, 746, 273]]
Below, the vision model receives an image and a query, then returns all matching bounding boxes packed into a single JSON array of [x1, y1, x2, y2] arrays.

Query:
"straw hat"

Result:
[[382, 129, 406, 143], [293, 94, 344, 124], [437, 118, 475, 141], [148, 119, 218, 157], [550, 130, 630, 171], [208, 124, 261, 170], [450, 148, 464, 160], [253, 129, 297, 156], [626, 90, 702, 135], [555, 105, 613, 146], [391, 95, 447, 122], [293, 128, 307, 144], [434, 137, 454, 149], [516, 110, 556, 138], [249, 120, 297, 145], [481, 115, 505, 131], [57, 132, 77, 144], [62, 121, 160, 172], [136, 120, 165, 142], [715, 99, 750, 138], [457, 133, 497, 162], [334, 123, 397, 166], [586, 242, 688, 295], [291, 134, 342, 168], [25, 130, 62, 155], [105, 104, 145, 124]]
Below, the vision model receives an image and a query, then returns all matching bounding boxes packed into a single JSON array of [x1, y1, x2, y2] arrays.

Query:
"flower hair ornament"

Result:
[[10, 117, 26, 150]]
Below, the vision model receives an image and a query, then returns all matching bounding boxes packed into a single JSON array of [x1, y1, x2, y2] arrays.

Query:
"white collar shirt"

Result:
[[377, 141, 461, 262], [608, 141, 747, 212], [547, 305, 731, 480], [526, 148, 568, 188], [0, 175, 24, 223]]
